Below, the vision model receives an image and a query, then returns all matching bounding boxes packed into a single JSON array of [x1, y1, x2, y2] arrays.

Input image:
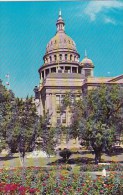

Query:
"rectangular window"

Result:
[[61, 112, 66, 124], [57, 117, 61, 124], [56, 95, 60, 106], [65, 54, 67, 61], [85, 69, 91, 77], [56, 94, 65, 106]]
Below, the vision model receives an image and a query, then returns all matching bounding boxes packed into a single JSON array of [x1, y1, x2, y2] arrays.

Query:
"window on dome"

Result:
[[69, 40, 70, 44], [50, 56, 52, 62], [51, 67, 56, 73], [59, 54, 62, 61], [54, 55, 57, 61], [64, 39, 66, 43], [55, 40, 57, 44], [74, 56, 76, 61], [46, 69, 49, 77], [70, 55, 72, 61], [65, 54, 67, 61]]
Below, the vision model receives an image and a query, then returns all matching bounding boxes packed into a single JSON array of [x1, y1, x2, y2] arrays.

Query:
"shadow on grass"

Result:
[[72, 150, 93, 155], [105, 147, 123, 157], [47, 157, 95, 166], [0, 156, 18, 161]]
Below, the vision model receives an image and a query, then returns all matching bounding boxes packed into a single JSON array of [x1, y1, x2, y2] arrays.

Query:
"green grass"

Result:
[[0, 151, 122, 168]]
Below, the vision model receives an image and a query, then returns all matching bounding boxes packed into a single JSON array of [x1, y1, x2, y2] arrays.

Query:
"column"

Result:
[[39, 94, 43, 116], [46, 93, 50, 111], [70, 66, 72, 73], [77, 67, 78, 73], [44, 70, 46, 79]]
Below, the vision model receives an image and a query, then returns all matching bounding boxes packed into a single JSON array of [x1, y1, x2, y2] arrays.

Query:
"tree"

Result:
[[62, 84, 123, 164], [38, 112, 57, 156], [0, 80, 39, 154], [0, 79, 15, 152]]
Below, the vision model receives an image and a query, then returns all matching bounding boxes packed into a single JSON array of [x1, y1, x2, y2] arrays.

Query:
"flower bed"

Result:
[[80, 163, 123, 172], [0, 166, 122, 194], [0, 183, 39, 194]]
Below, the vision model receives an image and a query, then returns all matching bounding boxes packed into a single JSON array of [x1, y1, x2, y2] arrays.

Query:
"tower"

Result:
[[80, 50, 94, 77]]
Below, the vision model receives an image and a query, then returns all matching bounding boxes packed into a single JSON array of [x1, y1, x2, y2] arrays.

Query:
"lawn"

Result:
[[0, 151, 122, 168]]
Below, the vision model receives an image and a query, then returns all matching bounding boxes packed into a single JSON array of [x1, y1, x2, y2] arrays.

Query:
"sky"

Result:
[[0, 1, 123, 98]]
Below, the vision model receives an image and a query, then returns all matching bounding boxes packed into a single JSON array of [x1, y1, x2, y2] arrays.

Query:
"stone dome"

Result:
[[46, 32, 77, 54], [45, 11, 79, 55], [80, 51, 94, 67], [81, 57, 93, 64]]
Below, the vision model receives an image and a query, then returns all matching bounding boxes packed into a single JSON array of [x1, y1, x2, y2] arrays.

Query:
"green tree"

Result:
[[62, 85, 123, 164], [0, 79, 15, 152], [38, 112, 57, 156]]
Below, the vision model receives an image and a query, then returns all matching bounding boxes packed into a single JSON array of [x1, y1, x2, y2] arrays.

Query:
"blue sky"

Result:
[[0, 1, 123, 98]]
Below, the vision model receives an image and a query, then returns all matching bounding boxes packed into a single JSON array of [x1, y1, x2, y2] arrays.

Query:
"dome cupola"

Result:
[[44, 10, 80, 63], [80, 50, 94, 68], [80, 50, 94, 77], [56, 10, 65, 33]]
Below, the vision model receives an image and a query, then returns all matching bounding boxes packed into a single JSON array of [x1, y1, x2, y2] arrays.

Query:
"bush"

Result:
[[59, 148, 72, 162]]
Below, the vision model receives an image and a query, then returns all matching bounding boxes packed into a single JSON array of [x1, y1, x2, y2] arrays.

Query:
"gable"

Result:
[[108, 75, 123, 83]]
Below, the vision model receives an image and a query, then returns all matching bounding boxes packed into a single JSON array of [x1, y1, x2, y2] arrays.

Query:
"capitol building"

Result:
[[34, 11, 123, 127]]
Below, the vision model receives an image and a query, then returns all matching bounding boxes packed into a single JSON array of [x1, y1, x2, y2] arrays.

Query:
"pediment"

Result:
[[108, 74, 123, 83]]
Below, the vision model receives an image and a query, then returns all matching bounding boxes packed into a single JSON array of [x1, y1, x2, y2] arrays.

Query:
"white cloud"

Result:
[[104, 17, 116, 25], [84, 0, 123, 21]]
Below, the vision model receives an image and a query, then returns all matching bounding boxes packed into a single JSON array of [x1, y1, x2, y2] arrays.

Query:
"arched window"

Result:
[[54, 55, 57, 61], [70, 55, 72, 61], [50, 56, 52, 62], [74, 56, 76, 61], [65, 54, 67, 61], [59, 54, 62, 61]]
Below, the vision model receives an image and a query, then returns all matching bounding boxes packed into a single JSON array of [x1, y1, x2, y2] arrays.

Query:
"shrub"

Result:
[[59, 148, 72, 162]]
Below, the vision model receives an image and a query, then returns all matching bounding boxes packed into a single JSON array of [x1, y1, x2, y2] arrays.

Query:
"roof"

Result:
[[46, 32, 77, 54], [46, 72, 85, 79]]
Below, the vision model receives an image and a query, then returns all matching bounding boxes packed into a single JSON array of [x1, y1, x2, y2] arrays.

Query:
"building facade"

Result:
[[34, 11, 123, 127]]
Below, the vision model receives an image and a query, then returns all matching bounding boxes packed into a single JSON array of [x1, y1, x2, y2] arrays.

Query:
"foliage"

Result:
[[59, 148, 72, 162], [0, 80, 15, 152], [0, 80, 40, 154], [62, 85, 123, 164], [37, 112, 57, 156]]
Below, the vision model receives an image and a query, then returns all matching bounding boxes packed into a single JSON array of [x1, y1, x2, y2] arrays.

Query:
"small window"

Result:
[[54, 55, 57, 61], [85, 69, 91, 77], [70, 55, 72, 61], [59, 54, 62, 61], [56, 95, 60, 106], [57, 117, 61, 124], [61, 112, 66, 124], [50, 56, 52, 62], [65, 54, 67, 61]]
